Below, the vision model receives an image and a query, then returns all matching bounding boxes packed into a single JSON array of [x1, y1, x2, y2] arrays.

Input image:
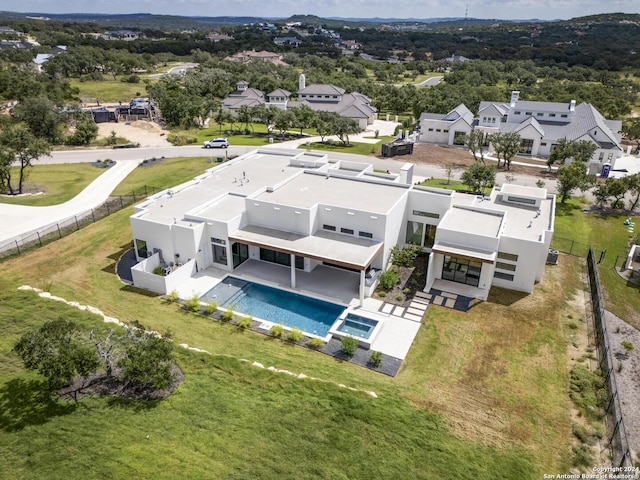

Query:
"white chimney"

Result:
[[510, 91, 520, 108], [569, 100, 576, 112], [299, 73, 306, 92]]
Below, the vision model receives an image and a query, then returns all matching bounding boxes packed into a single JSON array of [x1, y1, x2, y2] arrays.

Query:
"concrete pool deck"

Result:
[[174, 262, 425, 362]]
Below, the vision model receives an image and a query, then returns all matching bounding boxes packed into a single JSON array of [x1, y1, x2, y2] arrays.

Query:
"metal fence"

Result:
[[551, 236, 626, 269], [586, 248, 634, 467], [0, 185, 160, 261]]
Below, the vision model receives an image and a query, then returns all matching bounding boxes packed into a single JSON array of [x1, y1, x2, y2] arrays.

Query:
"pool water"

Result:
[[336, 314, 379, 339], [200, 277, 345, 337]]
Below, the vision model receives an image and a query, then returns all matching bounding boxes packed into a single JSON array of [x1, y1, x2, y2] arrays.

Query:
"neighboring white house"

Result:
[[128, 149, 555, 304], [418, 91, 623, 173], [418, 104, 474, 146]]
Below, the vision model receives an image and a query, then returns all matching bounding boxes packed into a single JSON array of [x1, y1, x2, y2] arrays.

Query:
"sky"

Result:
[[1, 0, 639, 21]]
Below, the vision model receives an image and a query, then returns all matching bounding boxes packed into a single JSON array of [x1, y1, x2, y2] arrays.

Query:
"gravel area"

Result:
[[604, 310, 640, 464]]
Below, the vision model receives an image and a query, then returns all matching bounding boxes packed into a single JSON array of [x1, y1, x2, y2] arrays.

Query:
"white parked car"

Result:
[[203, 137, 229, 148]]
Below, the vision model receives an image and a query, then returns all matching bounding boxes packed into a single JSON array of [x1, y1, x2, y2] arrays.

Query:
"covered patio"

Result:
[[229, 224, 384, 306]]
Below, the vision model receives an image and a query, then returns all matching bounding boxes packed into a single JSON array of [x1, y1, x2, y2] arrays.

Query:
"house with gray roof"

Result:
[[221, 75, 377, 130], [418, 104, 474, 146], [418, 91, 623, 173]]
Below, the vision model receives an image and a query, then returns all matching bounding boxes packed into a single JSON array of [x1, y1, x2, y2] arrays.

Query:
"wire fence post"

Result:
[[75, 216, 80, 231], [91, 209, 95, 223], [37, 231, 42, 246], [57, 224, 62, 239], [119, 196, 124, 208], [14, 240, 20, 255]]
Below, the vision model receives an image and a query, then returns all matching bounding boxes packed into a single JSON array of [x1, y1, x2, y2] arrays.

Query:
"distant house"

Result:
[[0, 40, 32, 50], [207, 32, 233, 42], [222, 81, 265, 111], [444, 54, 469, 62], [32, 45, 67, 72], [221, 75, 376, 130], [418, 104, 474, 146], [341, 40, 361, 50], [225, 50, 288, 67], [418, 91, 623, 173], [103, 30, 140, 41], [273, 36, 302, 46]]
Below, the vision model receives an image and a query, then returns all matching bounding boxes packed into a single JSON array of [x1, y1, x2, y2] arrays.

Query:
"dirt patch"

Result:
[[406, 144, 555, 179], [97, 121, 172, 148]]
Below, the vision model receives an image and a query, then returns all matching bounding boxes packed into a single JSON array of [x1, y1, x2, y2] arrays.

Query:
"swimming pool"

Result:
[[336, 313, 379, 339], [200, 277, 345, 337]]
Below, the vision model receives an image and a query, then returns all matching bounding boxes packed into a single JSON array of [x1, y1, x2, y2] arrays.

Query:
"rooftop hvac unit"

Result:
[[546, 249, 559, 265]]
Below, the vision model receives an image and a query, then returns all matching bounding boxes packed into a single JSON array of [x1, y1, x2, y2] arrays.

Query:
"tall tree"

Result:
[[464, 129, 487, 163], [461, 163, 496, 193], [556, 162, 596, 203], [333, 116, 360, 146], [489, 132, 521, 170], [13, 318, 100, 391], [11, 96, 67, 144], [0, 123, 51, 194]]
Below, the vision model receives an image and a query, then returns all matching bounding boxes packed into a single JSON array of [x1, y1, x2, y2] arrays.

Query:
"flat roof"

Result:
[[500, 183, 547, 200], [135, 151, 304, 225], [472, 189, 554, 241], [437, 206, 503, 238], [229, 224, 384, 270], [255, 172, 407, 214]]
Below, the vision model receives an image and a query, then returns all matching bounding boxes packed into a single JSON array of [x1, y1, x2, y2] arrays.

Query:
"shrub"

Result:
[[308, 338, 325, 349], [168, 290, 179, 302], [390, 244, 423, 267], [204, 301, 218, 315], [220, 310, 234, 322], [395, 295, 404, 302], [153, 266, 164, 276], [622, 340, 634, 351], [369, 351, 382, 368], [379, 270, 399, 291], [123, 74, 140, 83], [238, 315, 252, 329], [287, 328, 303, 343], [403, 288, 411, 294], [185, 295, 201, 312], [341, 336, 359, 356], [270, 324, 284, 338], [567, 322, 578, 330]]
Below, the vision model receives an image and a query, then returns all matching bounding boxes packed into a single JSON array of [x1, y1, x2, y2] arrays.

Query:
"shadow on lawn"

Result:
[[0, 378, 76, 432]]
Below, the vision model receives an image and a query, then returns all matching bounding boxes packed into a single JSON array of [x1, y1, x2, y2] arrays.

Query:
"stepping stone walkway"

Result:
[[379, 291, 430, 322]]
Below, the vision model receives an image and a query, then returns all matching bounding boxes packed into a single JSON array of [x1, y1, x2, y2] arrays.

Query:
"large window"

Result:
[[406, 221, 423, 245], [212, 244, 227, 265], [520, 139, 534, 155], [232, 242, 249, 268], [136, 239, 148, 258], [406, 222, 435, 248], [441, 256, 481, 287], [497, 252, 518, 262], [259, 248, 304, 269]]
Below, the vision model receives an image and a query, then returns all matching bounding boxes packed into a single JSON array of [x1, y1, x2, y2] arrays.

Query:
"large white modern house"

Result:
[[128, 149, 555, 304], [418, 91, 623, 174]]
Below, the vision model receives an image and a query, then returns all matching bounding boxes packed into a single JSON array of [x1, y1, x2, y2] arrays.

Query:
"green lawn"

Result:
[[111, 157, 217, 196], [298, 140, 383, 156], [551, 197, 640, 327], [70, 78, 149, 103], [0, 164, 105, 206], [419, 177, 493, 195]]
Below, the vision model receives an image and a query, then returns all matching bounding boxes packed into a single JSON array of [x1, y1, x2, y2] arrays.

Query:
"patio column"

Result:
[[290, 254, 296, 288], [359, 269, 365, 307]]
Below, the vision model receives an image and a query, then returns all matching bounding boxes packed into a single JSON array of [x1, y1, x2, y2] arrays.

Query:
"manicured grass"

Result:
[[299, 141, 382, 156], [0, 286, 534, 479], [0, 164, 105, 206], [552, 197, 640, 326], [0, 199, 580, 476], [111, 156, 217, 196], [70, 78, 150, 103]]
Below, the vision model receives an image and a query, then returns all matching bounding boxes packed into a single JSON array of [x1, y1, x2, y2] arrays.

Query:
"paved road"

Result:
[[0, 143, 559, 246]]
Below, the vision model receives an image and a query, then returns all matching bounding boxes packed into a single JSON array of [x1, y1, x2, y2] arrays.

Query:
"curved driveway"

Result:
[[0, 142, 558, 246]]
